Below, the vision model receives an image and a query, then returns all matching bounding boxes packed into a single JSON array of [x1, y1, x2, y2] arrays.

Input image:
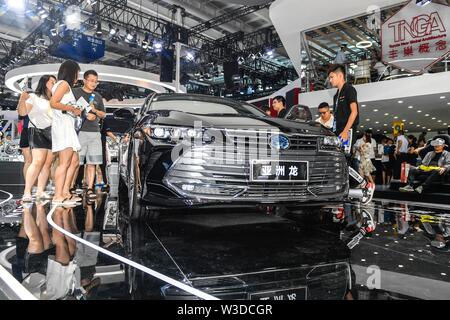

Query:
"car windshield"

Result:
[[285, 105, 313, 122], [149, 98, 266, 117]]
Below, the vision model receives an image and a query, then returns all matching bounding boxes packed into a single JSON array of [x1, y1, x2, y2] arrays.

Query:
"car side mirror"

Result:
[[113, 107, 135, 121]]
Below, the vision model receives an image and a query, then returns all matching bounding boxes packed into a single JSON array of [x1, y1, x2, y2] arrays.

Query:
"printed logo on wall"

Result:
[[381, 0, 450, 73]]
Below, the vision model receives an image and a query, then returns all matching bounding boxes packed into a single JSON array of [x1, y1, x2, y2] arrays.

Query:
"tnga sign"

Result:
[[381, 0, 450, 73]]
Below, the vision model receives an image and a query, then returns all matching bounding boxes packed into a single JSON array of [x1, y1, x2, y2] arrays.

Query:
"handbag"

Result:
[[29, 119, 51, 142]]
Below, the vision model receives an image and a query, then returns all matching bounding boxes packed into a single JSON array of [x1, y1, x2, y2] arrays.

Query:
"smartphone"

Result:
[[18, 77, 30, 92]]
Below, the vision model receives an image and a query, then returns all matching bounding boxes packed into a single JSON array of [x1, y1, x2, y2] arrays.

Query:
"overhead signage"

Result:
[[381, 0, 450, 73], [50, 30, 105, 63]]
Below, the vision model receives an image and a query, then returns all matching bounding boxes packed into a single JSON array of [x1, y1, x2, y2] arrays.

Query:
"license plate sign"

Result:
[[250, 287, 307, 300], [250, 160, 308, 182]]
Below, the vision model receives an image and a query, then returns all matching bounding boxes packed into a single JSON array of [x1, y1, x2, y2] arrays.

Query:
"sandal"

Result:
[[52, 197, 76, 206], [36, 192, 52, 201], [86, 188, 97, 199], [21, 195, 33, 203]]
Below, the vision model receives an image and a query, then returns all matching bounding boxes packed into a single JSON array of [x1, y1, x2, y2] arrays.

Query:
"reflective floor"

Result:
[[0, 184, 449, 300]]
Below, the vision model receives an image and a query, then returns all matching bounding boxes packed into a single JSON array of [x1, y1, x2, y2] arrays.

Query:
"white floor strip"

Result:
[[46, 205, 219, 300], [0, 190, 13, 206], [0, 264, 37, 300]]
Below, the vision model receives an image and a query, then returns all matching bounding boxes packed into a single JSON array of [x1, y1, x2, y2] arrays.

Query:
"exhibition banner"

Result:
[[381, 0, 450, 73]]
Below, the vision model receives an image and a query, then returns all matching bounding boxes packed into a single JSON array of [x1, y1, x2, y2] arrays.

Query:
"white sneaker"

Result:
[[415, 186, 423, 194], [361, 182, 375, 205]]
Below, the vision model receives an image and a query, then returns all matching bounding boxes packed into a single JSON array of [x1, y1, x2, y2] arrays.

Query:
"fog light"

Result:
[[194, 186, 222, 195]]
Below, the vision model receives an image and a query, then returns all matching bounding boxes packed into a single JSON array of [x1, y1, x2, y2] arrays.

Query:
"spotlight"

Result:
[[237, 56, 245, 65], [185, 51, 195, 61], [126, 29, 133, 42], [7, 0, 25, 12], [108, 23, 116, 35], [142, 33, 150, 49], [50, 28, 57, 37], [87, 0, 98, 5], [265, 48, 274, 57], [248, 53, 256, 60], [96, 21, 102, 37], [416, 0, 432, 6], [153, 41, 163, 52], [256, 52, 263, 59]]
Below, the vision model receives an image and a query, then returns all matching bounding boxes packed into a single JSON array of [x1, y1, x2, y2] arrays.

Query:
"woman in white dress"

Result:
[[358, 135, 376, 186], [18, 75, 56, 201], [50, 60, 82, 204]]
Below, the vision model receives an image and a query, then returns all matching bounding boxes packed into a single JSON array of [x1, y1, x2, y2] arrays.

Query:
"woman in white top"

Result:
[[18, 75, 56, 201], [50, 60, 82, 204]]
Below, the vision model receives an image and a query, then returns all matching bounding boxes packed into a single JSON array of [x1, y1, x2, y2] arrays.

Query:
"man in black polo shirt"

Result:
[[328, 64, 374, 205], [329, 64, 359, 143]]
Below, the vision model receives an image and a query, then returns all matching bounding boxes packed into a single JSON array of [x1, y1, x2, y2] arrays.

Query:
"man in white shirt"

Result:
[[315, 102, 334, 129], [334, 45, 347, 65], [394, 130, 409, 179]]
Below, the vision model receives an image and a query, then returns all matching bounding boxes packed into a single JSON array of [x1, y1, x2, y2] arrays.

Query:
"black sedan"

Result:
[[115, 93, 348, 218]]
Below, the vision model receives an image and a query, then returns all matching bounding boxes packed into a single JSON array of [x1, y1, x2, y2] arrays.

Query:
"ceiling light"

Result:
[[369, 128, 373, 130], [425, 114, 429, 117], [409, 122, 414, 125], [398, 101, 404, 104], [361, 104, 366, 107], [356, 40, 373, 49], [394, 116, 398, 119], [428, 129, 431, 131], [444, 123, 448, 126], [422, 127, 427, 129], [384, 124, 388, 126], [416, 125, 421, 127], [375, 121, 379, 124], [437, 120, 442, 123], [408, 106, 413, 109], [440, 96, 446, 99], [366, 119, 370, 121], [384, 113, 389, 116], [384, 131, 387, 133], [237, 56, 245, 65], [447, 102, 450, 105], [432, 117, 436, 120], [373, 109, 378, 112], [50, 28, 57, 37], [417, 110, 422, 113], [360, 125, 364, 128]]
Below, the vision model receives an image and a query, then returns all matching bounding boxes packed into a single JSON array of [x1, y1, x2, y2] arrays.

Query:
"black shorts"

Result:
[[29, 127, 52, 150], [19, 127, 29, 148]]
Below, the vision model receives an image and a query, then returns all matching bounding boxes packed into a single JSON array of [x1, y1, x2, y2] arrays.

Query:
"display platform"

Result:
[[0, 184, 449, 300]]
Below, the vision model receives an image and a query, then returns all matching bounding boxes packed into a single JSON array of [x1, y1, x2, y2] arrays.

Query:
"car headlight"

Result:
[[322, 136, 342, 148], [144, 125, 213, 142]]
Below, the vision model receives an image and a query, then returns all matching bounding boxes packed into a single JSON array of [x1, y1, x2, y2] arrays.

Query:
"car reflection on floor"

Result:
[[0, 193, 449, 300]]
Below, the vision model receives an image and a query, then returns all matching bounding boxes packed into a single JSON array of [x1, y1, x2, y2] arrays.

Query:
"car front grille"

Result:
[[163, 130, 347, 202], [161, 262, 351, 300]]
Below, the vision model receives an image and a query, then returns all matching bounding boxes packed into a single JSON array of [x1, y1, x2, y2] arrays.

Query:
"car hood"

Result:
[[138, 212, 350, 279], [145, 110, 328, 135]]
